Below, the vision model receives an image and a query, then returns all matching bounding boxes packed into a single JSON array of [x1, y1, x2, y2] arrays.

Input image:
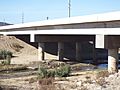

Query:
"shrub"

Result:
[[38, 66, 55, 79], [6, 55, 11, 65], [38, 65, 71, 79], [47, 70, 55, 78], [38, 66, 48, 78], [0, 50, 12, 65], [0, 50, 12, 59], [55, 65, 71, 77]]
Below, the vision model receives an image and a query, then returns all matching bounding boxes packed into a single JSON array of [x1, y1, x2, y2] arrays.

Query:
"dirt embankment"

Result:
[[0, 36, 38, 64], [0, 36, 37, 55]]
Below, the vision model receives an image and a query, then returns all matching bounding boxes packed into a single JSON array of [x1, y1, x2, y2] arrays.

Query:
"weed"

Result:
[[37, 77, 55, 90], [94, 70, 109, 87], [95, 70, 109, 79]]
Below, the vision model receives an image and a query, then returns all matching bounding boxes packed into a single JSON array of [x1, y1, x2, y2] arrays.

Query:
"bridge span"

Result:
[[1, 11, 120, 73]]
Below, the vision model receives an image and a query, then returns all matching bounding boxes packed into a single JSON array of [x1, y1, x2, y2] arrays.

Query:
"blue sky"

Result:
[[0, 0, 120, 24]]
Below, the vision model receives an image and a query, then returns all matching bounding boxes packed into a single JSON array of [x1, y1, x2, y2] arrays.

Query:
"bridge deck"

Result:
[[0, 11, 120, 31], [0, 28, 120, 35]]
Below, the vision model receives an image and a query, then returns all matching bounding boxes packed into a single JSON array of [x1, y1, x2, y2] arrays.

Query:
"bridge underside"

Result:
[[35, 35, 95, 42], [35, 35, 96, 62], [9, 34, 97, 63], [3, 30, 120, 73]]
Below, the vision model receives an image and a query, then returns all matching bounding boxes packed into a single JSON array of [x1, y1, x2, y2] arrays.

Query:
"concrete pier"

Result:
[[76, 42, 82, 61], [57, 42, 64, 60], [108, 48, 118, 73], [38, 43, 45, 60], [92, 43, 97, 64]]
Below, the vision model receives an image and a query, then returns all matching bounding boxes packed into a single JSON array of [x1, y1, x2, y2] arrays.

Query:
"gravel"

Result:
[[55, 70, 120, 90], [85, 70, 120, 90]]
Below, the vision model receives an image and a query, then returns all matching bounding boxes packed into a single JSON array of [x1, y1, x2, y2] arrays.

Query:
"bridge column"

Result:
[[76, 42, 82, 61], [57, 42, 64, 60], [38, 43, 45, 60], [92, 43, 97, 64], [108, 48, 118, 73]]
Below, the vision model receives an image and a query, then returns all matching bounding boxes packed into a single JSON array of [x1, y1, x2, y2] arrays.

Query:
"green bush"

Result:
[[0, 50, 12, 59], [38, 65, 71, 79], [55, 65, 71, 77], [38, 66, 48, 78], [38, 66, 55, 79], [6, 55, 11, 65], [47, 70, 55, 78], [0, 50, 12, 65]]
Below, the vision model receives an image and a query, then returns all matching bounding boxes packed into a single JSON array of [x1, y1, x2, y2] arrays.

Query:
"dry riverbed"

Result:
[[0, 60, 120, 90]]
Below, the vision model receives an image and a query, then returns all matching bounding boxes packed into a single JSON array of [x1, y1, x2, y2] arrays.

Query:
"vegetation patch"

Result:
[[38, 66, 55, 79], [38, 64, 71, 79], [55, 65, 71, 77], [0, 50, 13, 65], [0, 50, 12, 59]]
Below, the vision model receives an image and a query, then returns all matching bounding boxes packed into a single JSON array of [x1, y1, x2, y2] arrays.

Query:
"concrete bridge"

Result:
[[1, 11, 120, 73]]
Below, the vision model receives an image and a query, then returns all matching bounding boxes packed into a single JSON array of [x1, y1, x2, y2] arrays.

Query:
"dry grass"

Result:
[[37, 77, 55, 90], [95, 70, 109, 79], [0, 86, 17, 90], [95, 78, 107, 87], [94, 70, 109, 87], [0, 64, 27, 72]]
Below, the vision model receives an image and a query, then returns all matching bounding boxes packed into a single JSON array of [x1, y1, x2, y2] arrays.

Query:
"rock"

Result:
[[76, 81, 82, 86], [108, 74, 114, 79]]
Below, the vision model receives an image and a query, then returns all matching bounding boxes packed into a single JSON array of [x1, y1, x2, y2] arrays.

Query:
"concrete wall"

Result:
[[35, 35, 95, 42]]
